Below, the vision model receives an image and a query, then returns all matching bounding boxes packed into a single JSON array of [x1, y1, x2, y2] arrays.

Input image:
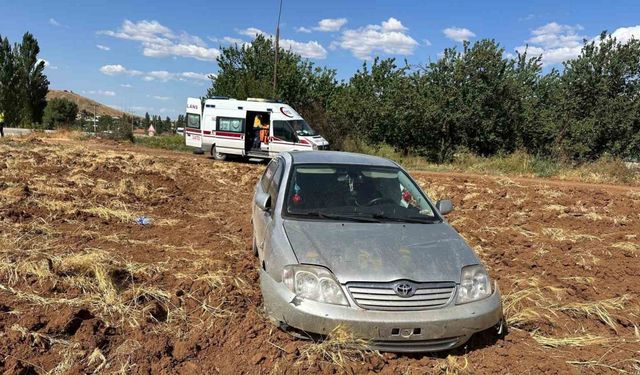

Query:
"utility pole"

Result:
[[272, 0, 283, 99]]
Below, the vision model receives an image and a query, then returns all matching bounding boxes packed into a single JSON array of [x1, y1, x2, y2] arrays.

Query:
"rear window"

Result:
[[186, 113, 200, 129]]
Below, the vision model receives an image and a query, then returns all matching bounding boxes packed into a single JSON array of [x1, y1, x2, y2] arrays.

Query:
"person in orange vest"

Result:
[[252, 115, 263, 149], [253, 115, 269, 149], [259, 119, 269, 145]]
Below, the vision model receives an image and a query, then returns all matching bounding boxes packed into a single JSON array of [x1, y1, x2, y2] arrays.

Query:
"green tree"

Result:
[[175, 114, 185, 129], [559, 33, 640, 160], [0, 35, 19, 126], [142, 112, 151, 129], [0, 32, 49, 127], [327, 58, 410, 150], [207, 34, 336, 125], [97, 115, 114, 132], [15, 33, 49, 126], [42, 98, 78, 129]]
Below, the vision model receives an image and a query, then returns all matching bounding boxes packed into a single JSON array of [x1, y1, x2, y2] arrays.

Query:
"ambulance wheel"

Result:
[[211, 146, 227, 161]]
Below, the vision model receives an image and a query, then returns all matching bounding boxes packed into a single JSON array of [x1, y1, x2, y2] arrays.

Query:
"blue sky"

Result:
[[1, 0, 639, 118]]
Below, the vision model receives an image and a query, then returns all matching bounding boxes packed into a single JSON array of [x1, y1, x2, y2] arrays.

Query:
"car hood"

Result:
[[300, 135, 329, 146], [282, 220, 479, 283]]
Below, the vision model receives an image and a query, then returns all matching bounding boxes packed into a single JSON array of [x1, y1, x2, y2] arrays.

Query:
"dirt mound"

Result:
[[46, 90, 136, 119], [0, 137, 638, 374]]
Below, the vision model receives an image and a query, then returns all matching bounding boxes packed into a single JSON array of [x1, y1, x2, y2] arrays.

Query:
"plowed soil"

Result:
[[0, 136, 638, 374]]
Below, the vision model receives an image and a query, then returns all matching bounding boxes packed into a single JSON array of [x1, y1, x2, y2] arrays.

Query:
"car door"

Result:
[[253, 159, 279, 252], [185, 111, 202, 148], [269, 120, 297, 156], [260, 160, 285, 259]]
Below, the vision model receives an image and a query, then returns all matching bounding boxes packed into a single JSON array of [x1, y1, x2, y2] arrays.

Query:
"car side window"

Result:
[[261, 159, 278, 192], [269, 161, 285, 206], [216, 117, 244, 133], [273, 121, 296, 142]]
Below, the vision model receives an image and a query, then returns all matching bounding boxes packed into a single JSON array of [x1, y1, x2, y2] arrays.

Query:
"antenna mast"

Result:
[[272, 0, 283, 98]]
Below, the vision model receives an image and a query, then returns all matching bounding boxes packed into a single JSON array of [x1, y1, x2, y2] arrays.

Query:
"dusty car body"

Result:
[[252, 151, 504, 352]]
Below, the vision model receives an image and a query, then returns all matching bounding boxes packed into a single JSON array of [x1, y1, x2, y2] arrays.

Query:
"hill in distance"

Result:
[[46, 89, 139, 118]]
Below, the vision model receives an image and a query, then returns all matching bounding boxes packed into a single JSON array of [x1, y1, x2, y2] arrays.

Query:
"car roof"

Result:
[[287, 151, 399, 168]]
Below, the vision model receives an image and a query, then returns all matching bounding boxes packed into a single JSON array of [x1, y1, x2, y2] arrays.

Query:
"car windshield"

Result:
[[282, 119, 316, 136], [284, 164, 439, 223]]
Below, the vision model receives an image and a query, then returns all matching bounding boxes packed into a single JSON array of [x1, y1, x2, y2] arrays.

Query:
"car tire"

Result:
[[211, 145, 227, 161]]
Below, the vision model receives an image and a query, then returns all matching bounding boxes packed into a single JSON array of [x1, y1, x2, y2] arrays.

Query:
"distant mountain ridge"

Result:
[[46, 89, 138, 118]]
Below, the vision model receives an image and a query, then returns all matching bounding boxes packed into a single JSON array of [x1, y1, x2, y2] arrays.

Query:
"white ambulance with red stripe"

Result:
[[185, 97, 329, 160]]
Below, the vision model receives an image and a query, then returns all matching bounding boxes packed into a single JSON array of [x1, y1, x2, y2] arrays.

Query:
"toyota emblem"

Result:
[[393, 282, 415, 298]]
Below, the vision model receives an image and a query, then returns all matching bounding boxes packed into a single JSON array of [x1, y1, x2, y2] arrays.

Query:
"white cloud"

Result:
[[49, 18, 62, 27], [147, 71, 174, 82], [99, 64, 142, 76], [120, 83, 132, 88], [100, 19, 220, 61], [611, 25, 640, 44], [96, 44, 111, 51], [443, 27, 476, 42], [237, 27, 327, 59], [152, 96, 170, 100], [238, 27, 265, 38], [179, 72, 212, 81], [337, 17, 419, 60], [222, 36, 245, 45], [86, 90, 116, 97], [279, 39, 327, 59], [315, 18, 348, 32], [296, 27, 312, 33], [131, 106, 154, 113], [515, 22, 585, 65], [381, 18, 407, 32], [100, 64, 213, 83]]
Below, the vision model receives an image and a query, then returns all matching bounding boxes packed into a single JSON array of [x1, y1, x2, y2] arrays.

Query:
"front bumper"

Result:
[[260, 270, 503, 352]]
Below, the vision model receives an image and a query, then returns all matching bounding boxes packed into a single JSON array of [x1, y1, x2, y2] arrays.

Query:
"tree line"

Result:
[[142, 112, 179, 134], [0, 32, 49, 127], [208, 34, 640, 162]]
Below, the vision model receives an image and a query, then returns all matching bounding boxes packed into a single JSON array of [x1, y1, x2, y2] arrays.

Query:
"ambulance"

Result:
[[185, 97, 329, 160]]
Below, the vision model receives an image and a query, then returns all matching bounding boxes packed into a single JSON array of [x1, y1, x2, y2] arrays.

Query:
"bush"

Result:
[[42, 98, 78, 129], [452, 149, 561, 177], [102, 125, 134, 142], [134, 135, 191, 152]]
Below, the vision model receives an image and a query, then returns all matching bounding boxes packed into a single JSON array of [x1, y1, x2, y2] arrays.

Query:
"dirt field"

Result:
[[1, 136, 639, 374]]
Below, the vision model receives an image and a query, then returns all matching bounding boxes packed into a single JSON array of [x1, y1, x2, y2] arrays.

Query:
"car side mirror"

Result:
[[255, 192, 271, 211], [436, 199, 453, 215]]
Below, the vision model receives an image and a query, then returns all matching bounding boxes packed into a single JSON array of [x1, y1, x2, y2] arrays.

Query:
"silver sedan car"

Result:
[[252, 151, 504, 352]]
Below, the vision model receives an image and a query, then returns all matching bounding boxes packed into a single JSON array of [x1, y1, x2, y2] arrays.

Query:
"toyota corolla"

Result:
[[252, 151, 504, 352]]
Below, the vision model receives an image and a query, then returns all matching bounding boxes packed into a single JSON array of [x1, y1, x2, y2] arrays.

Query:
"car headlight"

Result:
[[456, 265, 492, 304], [282, 265, 349, 306]]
